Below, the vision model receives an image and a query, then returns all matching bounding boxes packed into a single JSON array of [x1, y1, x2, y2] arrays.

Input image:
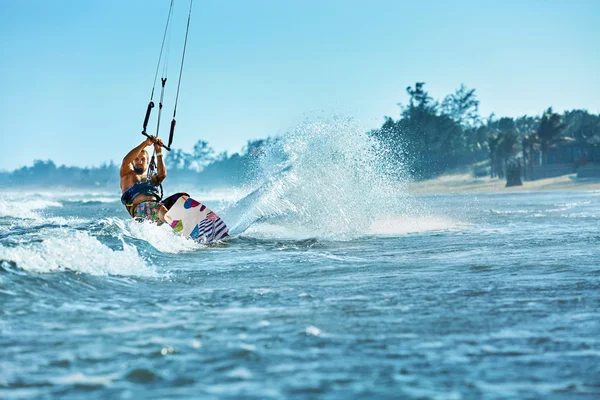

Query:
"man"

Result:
[[120, 135, 168, 223]]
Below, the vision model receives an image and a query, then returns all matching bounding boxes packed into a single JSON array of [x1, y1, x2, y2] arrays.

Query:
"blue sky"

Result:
[[0, 0, 598, 170]]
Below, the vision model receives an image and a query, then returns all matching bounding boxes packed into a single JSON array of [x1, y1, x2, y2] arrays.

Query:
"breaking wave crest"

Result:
[[0, 198, 63, 220], [98, 217, 205, 254], [0, 229, 155, 277]]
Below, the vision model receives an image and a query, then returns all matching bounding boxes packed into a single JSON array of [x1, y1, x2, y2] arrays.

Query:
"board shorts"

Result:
[[126, 201, 163, 224]]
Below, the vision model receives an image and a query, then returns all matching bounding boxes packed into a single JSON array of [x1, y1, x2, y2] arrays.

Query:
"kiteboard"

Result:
[[162, 193, 229, 243]]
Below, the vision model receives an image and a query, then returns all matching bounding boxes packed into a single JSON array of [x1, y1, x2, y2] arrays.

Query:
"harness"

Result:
[[121, 181, 162, 217]]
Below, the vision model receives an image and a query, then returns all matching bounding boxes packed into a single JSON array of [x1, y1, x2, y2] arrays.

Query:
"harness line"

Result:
[[141, 0, 194, 200]]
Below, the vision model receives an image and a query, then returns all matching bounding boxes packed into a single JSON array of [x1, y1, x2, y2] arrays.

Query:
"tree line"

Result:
[[0, 139, 269, 188], [2, 82, 599, 188], [371, 82, 600, 180]]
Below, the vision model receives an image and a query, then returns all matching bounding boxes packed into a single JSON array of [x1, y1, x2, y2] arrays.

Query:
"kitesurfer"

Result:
[[120, 136, 168, 223]]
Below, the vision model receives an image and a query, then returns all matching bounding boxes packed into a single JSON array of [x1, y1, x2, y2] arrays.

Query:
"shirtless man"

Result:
[[120, 135, 168, 223]]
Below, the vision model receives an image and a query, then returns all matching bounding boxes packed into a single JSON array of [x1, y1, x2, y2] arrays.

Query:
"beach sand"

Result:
[[407, 173, 600, 194]]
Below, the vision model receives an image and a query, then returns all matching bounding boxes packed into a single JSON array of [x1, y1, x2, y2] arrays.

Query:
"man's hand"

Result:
[[154, 138, 164, 151], [145, 135, 157, 146]]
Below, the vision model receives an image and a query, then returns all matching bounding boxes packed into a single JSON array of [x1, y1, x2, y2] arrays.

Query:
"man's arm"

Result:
[[152, 138, 167, 184], [120, 136, 154, 177]]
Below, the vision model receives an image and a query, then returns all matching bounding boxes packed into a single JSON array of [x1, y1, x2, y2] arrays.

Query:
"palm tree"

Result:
[[537, 108, 565, 164], [521, 135, 538, 180], [496, 130, 519, 178]]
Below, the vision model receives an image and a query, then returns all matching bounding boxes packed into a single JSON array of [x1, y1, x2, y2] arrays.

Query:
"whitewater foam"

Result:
[[0, 198, 63, 220], [124, 219, 206, 253], [368, 216, 464, 236], [223, 117, 432, 240], [0, 229, 155, 277], [97, 217, 204, 254]]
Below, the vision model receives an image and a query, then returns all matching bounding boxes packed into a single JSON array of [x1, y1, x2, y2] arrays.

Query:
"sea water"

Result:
[[1, 119, 599, 399]]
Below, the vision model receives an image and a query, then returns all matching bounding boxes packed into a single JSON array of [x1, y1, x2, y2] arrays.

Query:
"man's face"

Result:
[[132, 153, 148, 174]]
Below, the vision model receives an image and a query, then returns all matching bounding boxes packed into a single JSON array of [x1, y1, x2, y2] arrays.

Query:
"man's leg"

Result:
[[157, 205, 169, 224]]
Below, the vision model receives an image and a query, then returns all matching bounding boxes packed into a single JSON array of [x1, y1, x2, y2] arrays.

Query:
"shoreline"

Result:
[[407, 173, 600, 194]]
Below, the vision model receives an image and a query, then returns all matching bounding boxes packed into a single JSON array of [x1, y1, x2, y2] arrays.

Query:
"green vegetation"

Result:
[[2, 82, 599, 188], [371, 82, 600, 180]]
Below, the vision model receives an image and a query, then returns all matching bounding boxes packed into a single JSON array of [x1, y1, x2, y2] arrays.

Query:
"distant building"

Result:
[[529, 138, 600, 180]]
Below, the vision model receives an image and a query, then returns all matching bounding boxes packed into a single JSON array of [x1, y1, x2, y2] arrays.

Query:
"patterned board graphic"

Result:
[[164, 195, 229, 243]]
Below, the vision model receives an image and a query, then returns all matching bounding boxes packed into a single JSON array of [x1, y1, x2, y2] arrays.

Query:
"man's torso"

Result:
[[120, 172, 157, 205]]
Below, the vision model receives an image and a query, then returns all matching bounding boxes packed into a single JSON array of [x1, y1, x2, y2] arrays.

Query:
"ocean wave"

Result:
[[239, 215, 462, 242], [0, 198, 63, 220], [64, 197, 118, 204], [368, 216, 464, 236], [97, 217, 205, 254], [0, 229, 155, 277]]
